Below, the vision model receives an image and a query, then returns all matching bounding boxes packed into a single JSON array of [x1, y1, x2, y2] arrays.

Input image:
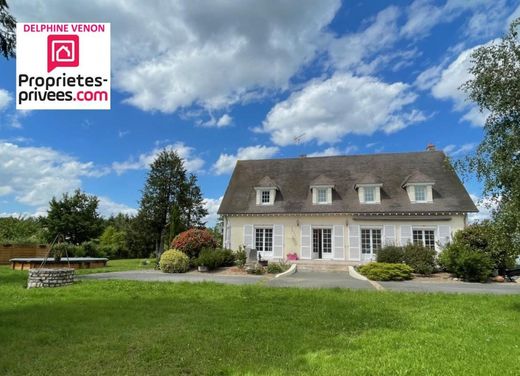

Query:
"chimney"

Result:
[[426, 143, 436, 151]]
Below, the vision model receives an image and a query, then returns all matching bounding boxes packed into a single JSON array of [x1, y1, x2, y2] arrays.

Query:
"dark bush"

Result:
[[439, 243, 493, 282], [402, 244, 437, 275], [195, 248, 235, 270], [358, 262, 413, 281], [377, 246, 405, 263], [234, 246, 247, 268], [171, 229, 217, 258]]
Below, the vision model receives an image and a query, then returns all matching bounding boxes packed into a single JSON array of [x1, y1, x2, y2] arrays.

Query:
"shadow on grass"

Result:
[[0, 280, 405, 375]]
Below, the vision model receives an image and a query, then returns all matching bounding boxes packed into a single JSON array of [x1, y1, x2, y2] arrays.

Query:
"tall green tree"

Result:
[[183, 174, 208, 228], [45, 189, 103, 244], [461, 18, 520, 261], [0, 0, 16, 59]]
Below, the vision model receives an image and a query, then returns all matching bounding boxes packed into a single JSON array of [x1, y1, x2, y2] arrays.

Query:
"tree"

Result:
[[45, 189, 103, 244], [182, 174, 208, 228], [0, 0, 16, 59], [0, 216, 47, 244], [461, 18, 520, 262]]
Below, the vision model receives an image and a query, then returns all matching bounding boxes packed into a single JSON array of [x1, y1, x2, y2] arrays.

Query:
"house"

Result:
[[217, 149, 478, 263]]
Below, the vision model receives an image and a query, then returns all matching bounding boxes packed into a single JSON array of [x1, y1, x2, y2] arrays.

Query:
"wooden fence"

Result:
[[0, 244, 49, 264]]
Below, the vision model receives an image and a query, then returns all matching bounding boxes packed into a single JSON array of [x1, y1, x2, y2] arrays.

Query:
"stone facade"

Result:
[[27, 268, 75, 288]]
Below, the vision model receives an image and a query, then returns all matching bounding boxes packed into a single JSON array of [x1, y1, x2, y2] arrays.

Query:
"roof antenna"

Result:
[[294, 133, 307, 158]]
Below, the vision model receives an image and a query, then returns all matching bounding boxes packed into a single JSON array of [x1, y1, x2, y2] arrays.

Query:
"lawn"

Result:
[[1, 266, 519, 375], [74, 258, 156, 275]]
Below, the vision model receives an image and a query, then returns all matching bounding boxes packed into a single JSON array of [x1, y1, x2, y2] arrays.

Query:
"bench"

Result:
[[504, 267, 520, 282]]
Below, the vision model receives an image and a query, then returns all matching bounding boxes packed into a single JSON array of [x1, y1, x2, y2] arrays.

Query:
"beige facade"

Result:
[[223, 214, 466, 263]]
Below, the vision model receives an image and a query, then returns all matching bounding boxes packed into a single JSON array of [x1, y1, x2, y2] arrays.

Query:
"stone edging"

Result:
[[348, 265, 368, 281], [27, 268, 75, 289], [275, 263, 297, 279]]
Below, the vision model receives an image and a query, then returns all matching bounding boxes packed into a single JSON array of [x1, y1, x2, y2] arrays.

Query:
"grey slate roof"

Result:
[[401, 170, 435, 187], [256, 176, 278, 188], [218, 151, 478, 215]]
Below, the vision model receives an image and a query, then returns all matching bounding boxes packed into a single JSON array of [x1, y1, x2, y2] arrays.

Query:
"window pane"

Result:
[[415, 186, 426, 201], [364, 187, 375, 202], [264, 228, 273, 252], [361, 229, 371, 254], [317, 188, 328, 203], [313, 229, 320, 254], [412, 230, 422, 246], [261, 190, 270, 203], [424, 230, 435, 250], [323, 229, 332, 253], [372, 229, 382, 253], [255, 228, 264, 251]]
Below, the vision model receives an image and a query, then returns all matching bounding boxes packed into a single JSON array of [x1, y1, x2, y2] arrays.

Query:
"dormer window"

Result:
[[311, 186, 332, 205], [261, 190, 271, 204], [414, 185, 426, 202], [401, 171, 435, 204], [255, 176, 278, 206], [364, 186, 376, 203], [317, 188, 328, 203]]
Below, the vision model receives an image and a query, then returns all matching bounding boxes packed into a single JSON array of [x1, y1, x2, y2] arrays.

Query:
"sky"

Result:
[[1, 0, 519, 225]]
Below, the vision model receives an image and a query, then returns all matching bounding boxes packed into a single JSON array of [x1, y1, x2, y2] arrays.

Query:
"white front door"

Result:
[[312, 228, 333, 259], [361, 228, 382, 262], [255, 227, 273, 259]]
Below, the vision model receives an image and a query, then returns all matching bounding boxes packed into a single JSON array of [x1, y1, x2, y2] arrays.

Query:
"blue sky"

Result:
[[1, 0, 519, 225]]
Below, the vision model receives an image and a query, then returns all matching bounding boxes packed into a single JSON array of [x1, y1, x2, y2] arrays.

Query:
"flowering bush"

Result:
[[286, 252, 299, 261], [171, 228, 217, 258], [159, 249, 190, 273]]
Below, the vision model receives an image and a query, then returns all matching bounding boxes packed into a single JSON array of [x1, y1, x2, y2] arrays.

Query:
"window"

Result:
[[261, 190, 270, 204], [413, 229, 435, 250], [364, 186, 375, 203], [255, 228, 273, 252], [414, 185, 426, 202], [312, 228, 332, 258], [361, 228, 382, 256], [317, 188, 328, 203]]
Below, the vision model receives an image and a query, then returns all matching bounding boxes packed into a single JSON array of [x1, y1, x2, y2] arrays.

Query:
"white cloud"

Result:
[[216, 114, 232, 127], [0, 142, 107, 207], [12, 0, 340, 113], [428, 43, 493, 127], [329, 6, 401, 73], [203, 196, 223, 227], [0, 89, 12, 111], [98, 196, 137, 217], [468, 194, 499, 223], [259, 73, 424, 146], [213, 145, 279, 175], [199, 113, 233, 128], [442, 143, 476, 157], [401, 0, 508, 40], [112, 142, 205, 175]]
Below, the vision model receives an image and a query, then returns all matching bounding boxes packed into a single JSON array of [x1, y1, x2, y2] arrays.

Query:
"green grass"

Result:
[[1, 266, 519, 375], [74, 258, 156, 275]]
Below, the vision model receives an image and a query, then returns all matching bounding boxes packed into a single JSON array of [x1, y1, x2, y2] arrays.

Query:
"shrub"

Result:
[[246, 264, 265, 275], [402, 244, 437, 275], [439, 243, 493, 282], [377, 246, 404, 264], [234, 246, 247, 268], [358, 262, 413, 281], [171, 229, 217, 258], [159, 249, 190, 273], [267, 262, 289, 274], [195, 248, 235, 270]]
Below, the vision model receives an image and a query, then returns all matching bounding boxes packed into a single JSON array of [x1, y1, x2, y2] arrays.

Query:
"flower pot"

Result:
[[198, 265, 208, 272]]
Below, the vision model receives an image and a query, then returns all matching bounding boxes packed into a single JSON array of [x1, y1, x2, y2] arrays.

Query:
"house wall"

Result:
[[225, 214, 466, 262]]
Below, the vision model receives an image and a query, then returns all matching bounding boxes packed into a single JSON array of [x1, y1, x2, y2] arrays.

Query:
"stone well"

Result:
[[27, 268, 75, 289]]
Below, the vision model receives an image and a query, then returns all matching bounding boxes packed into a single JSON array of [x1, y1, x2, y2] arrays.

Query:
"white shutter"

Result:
[[383, 225, 395, 246], [400, 225, 412, 246], [437, 225, 451, 248], [243, 224, 254, 249], [255, 190, 260, 205], [427, 186, 433, 202], [273, 224, 284, 259], [333, 225, 345, 260], [224, 218, 231, 249], [311, 188, 317, 204], [375, 187, 381, 203], [348, 224, 360, 261], [358, 187, 365, 203], [327, 188, 332, 204], [269, 189, 276, 205], [300, 224, 311, 259]]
